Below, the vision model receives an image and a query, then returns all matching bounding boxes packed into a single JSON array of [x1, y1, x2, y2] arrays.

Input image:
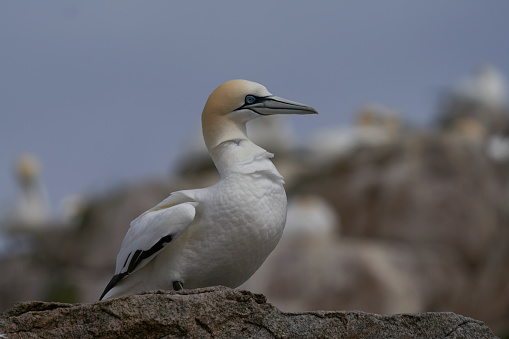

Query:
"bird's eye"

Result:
[[245, 95, 256, 104]]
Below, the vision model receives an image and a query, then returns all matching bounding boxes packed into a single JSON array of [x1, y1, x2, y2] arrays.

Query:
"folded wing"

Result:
[[100, 192, 197, 299]]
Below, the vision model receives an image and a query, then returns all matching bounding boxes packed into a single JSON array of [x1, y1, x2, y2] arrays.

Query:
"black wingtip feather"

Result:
[[99, 272, 128, 300], [99, 233, 174, 300]]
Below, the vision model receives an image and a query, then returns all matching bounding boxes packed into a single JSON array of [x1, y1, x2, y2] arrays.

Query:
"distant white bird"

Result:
[[453, 64, 508, 109], [306, 104, 401, 166], [487, 135, 509, 161], [100, 79, 317, 299], [2, 154, 51, 232]]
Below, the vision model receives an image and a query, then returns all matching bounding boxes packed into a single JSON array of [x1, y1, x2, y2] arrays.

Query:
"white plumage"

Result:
[[453, 64, 507, 109], [100, 79, 317, 299], [2, 154, 51, 233]]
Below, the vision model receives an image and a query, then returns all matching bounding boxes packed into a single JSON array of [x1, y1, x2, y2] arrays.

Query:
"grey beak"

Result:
[[242, 95, 318, 116]]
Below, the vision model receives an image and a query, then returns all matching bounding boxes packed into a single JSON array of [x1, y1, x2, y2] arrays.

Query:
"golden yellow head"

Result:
[[203, 79, 271, 118], [201, 79, 317, 150], [15, 153, 41, 183]]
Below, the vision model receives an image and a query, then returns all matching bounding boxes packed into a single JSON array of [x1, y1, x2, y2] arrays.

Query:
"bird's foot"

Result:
[[173, 281, 184, 291]]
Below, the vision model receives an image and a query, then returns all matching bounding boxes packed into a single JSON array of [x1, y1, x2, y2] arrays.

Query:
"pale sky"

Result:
[[1, 1, 508, 212]]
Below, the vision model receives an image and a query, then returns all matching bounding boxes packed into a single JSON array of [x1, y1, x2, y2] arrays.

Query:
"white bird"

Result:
[[453, 64, 508, 109], [100, 79, 317, 299], [306, 105, 401, 166], [2, 154, 51, 233]]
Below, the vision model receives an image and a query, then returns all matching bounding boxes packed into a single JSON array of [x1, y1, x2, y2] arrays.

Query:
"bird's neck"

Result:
[[202, 114, 248, 150], [208, 137, 284, 184], [202, 114, 284, 183], [19, 179, 44, 198]]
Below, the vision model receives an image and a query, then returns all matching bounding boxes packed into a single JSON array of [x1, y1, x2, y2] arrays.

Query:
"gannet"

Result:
[[453, 64, 507, 109], [2, 154, 51, 233], [100, 79, 317, 299], [307, 105, 401, 166]]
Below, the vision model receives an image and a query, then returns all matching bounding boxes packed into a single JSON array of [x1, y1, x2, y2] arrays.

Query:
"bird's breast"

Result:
[[177, 173, 287, 288], [209, 173, 287, 246]]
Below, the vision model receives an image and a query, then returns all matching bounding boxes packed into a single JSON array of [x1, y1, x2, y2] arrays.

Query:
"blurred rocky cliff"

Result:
[[2, 65, 509, 336]]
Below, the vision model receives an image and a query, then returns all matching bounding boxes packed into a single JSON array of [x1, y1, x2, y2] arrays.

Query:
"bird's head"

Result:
[[15, 154, 41, 185], [202, 79, 317, 150]]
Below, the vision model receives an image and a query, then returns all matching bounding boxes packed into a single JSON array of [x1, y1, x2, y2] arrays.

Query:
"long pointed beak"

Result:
[[245, 96, 318, 115]]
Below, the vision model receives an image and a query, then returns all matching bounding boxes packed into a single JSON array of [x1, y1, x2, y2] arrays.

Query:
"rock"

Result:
[[297, 132, 503, 264], [241, 240, 466, 316], [290, 131, 509, 334], [0, 287, 496, 339]]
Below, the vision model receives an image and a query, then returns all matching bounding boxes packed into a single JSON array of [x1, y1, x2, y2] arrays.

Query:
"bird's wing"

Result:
[[100, 192, 198, 299]]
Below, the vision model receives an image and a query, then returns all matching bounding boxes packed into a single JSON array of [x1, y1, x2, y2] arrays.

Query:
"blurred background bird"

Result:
[[2, 154, 51, 233]]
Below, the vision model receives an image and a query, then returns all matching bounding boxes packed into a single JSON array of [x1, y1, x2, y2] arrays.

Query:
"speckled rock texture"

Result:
[[0, 286, 497, 338]]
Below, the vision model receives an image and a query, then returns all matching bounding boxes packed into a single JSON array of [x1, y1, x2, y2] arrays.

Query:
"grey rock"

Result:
[[0, 287, 497, 339]]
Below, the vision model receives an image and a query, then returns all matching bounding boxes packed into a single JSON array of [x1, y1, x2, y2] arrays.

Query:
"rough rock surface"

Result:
[[0, 287, 497, 338]]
